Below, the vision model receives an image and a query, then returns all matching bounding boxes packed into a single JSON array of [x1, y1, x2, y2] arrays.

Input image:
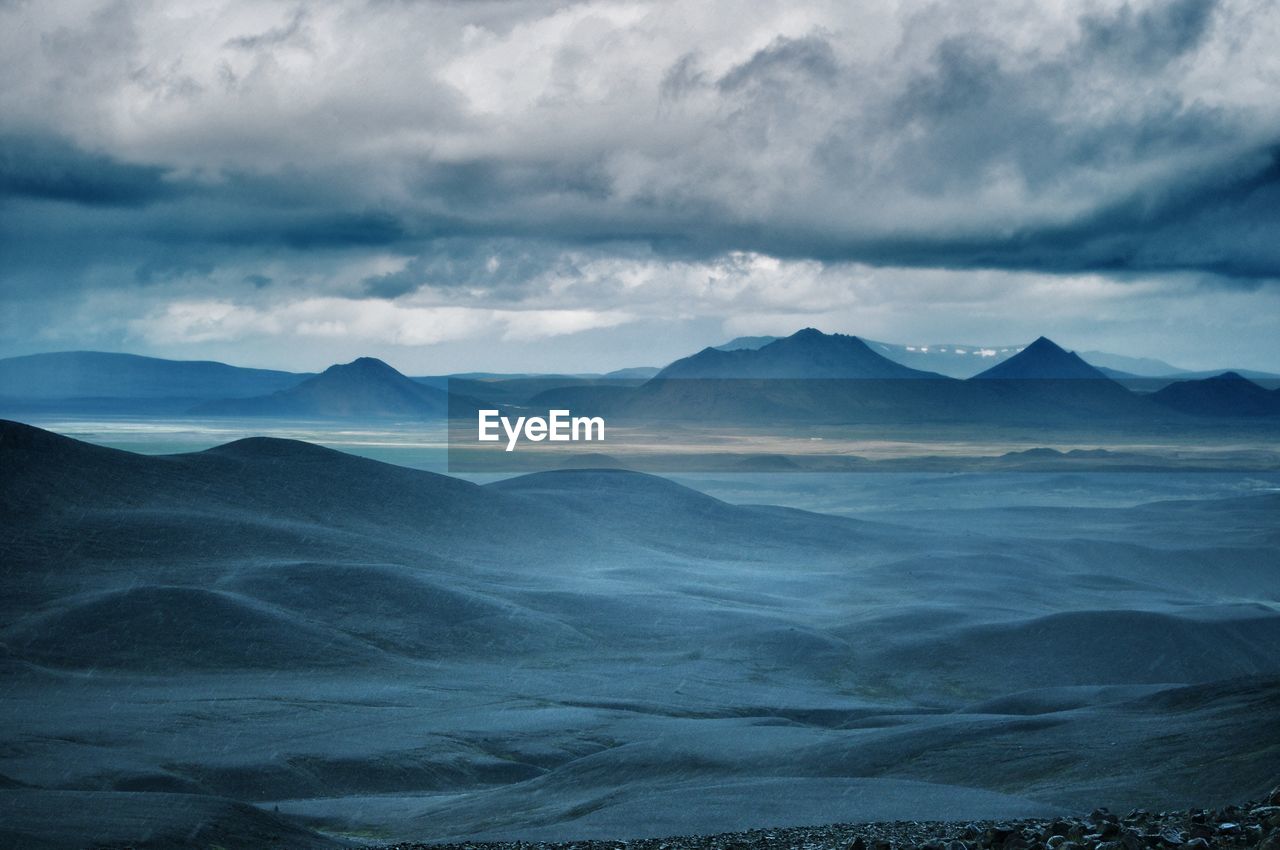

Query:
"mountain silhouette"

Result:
[[973, 337, 1112, 381], [1152, 371, 1280, 417], [659, 328, 942, 379], [194, 357, 448, 418]]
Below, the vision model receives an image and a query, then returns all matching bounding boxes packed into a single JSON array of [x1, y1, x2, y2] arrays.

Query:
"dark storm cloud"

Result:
[[0, 134, 179, 207], [410, 157, 616, 209], [677, 142, 1280, 281], [0, 137, 415, 258], [748, 151, 1280, 281], [1080, 0, 1215, 69]]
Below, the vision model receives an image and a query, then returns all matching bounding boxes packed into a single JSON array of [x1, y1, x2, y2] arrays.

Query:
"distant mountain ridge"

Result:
[[523, 329, 1224, 425], [195, 357, 449, 418], [710, 334, 1278, 382], [3, 335, 1278, 423], [0, 350, 307, 400], [714, 336, 781, 352], [1077, 350, 1188, 377]]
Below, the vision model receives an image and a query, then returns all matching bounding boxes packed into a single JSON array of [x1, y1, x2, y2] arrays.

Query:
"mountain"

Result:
[[602, 366, 661, 379], [1151, 372, 1280, 418], [0, 351, 306, 401], [973, 337, 1114, 381], [713, 335, 778, 351], [964, 337, 1153, 419], [539, 332, 1173, 424], [659, 328, 943, 380], [713, 334, 1023, 377], [1076, 350, 1188, 378], [194, 357, 449, 418]]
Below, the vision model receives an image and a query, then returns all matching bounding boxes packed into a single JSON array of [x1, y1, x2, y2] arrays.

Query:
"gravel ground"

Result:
[[374, 787, 1280, 850]]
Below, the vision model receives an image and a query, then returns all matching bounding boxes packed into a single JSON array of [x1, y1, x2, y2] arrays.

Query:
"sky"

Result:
[[2, 0, 1279, 374]]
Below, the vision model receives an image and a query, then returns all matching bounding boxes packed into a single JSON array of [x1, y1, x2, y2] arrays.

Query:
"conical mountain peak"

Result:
[[974, 337, 1110, 381]]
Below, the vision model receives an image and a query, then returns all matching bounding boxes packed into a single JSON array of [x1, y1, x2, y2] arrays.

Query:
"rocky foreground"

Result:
[[374, 787, 1280, 850]]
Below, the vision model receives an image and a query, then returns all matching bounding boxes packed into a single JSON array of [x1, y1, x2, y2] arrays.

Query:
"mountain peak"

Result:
[[325, 356, 400, 376], [195, 355, 447, 418], [657, 328, 942, 380], [973, 337, 1110, 381]]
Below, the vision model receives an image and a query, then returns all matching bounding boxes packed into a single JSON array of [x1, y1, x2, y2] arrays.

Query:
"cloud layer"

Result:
[[2, 0, 1279, 370]]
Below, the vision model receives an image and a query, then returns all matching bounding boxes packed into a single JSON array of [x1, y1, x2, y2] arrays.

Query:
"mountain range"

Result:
[[715, 334, 1280, 382], [533, 330, 1279, 425], [2, 331, 1278, 422]]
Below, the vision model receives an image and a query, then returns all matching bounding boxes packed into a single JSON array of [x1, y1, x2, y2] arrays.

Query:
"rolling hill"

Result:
[[4, 421, 1280, 845]]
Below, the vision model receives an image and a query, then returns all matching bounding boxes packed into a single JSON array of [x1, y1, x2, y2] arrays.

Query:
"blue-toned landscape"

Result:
[[3, 1, 1280, 848]]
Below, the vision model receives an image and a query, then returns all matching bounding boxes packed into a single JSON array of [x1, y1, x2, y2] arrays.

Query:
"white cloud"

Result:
[[128, 296, 636, 349]]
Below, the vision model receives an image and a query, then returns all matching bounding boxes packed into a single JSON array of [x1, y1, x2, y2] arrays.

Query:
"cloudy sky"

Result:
[[2, 0, 1279, 373]]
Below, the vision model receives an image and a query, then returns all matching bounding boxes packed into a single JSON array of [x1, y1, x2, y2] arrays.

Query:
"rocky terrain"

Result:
[[378, 789, 1280, 850]]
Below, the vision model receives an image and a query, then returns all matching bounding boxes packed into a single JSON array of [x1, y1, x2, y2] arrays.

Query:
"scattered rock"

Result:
[[371, 786, 1280, 850]]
